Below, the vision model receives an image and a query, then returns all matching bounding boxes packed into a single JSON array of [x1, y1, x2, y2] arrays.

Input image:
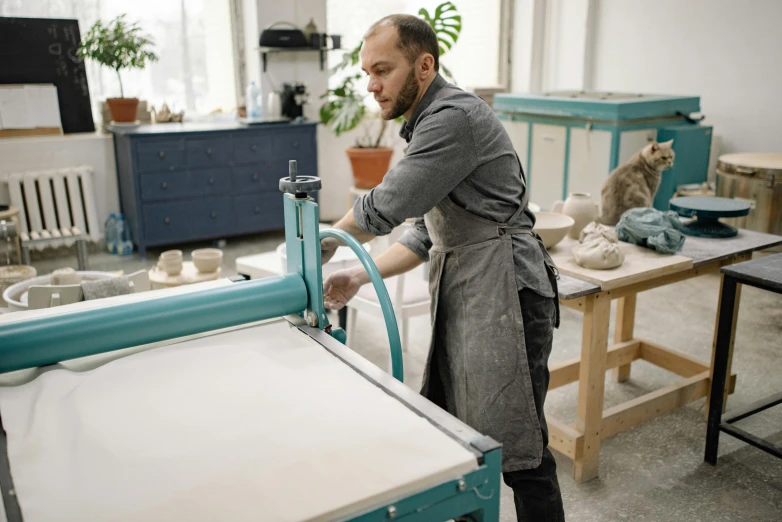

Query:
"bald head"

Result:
[[364, 14, 439, 72]]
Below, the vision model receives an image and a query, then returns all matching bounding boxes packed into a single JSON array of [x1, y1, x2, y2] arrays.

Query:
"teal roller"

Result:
[[0, 274, 308, 374], [320, 229, 404, 382]]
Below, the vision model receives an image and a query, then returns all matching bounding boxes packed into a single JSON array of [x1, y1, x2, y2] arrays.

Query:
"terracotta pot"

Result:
[[106, 97, 140, 123], [346, 147, 394, 189]]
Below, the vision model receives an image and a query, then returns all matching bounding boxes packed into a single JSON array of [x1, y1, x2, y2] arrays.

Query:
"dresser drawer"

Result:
[[137, 140, 185, 173], [190, 197, 234, 237], [233, 133, 274, 165], [232, 165, 276, 193], [143, 201, 191, 243], [273, 130, 314, 162], [191, 167, 232, 197], [140, 172, 190, 202], [186, 138, 232, 168], [234, 193, 284, 233]]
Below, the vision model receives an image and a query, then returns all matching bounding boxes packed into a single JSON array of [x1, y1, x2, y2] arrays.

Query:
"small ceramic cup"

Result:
[[159, 258, 183, 276], [192, 248, 223, 273]]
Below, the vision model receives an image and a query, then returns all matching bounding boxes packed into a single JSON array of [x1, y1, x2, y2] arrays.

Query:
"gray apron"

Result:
[[421, 170, 552, 472]]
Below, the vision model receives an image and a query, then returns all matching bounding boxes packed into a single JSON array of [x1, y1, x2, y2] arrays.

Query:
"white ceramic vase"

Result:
[[552, 193, 599, 240]]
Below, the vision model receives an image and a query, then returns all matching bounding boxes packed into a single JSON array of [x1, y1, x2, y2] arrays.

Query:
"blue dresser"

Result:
[[112, 122, 317, 257]]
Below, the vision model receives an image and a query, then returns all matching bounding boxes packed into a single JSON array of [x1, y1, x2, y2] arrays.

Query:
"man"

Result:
[[320, 14, 565, 522]]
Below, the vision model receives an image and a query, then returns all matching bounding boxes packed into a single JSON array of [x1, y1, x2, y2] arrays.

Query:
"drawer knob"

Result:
[[161, 182, 168, 189], [158, 151, 166, 159], [206, 148, 213, 156], [250, 145, 258, 151], [210, 211, 218, 219], [252, 173, 259, 181], [208, 177, 215, 185], [164, 217, 171, 224], [292, 141, 299, 148], [254, 206, 261, 214]]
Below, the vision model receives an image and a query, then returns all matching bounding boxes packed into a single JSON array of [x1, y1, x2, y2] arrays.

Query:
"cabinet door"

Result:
[[136, 140, 185, 173], [619, 129, 657, 164], [529, 124, 566, 211], [234, 193, 284, 234], [140, 172, 190, 202], [232, 165, 277, 194], [143, 201, 191, 243], [567, 128, 612, 199], [501, 120, 530, 173], [189, 197, 234, 237], [186, 138, 232, 168], [190, 167, 232, 197]]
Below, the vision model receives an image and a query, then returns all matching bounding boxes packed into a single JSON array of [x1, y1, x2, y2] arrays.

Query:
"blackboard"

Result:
[[0, 17, 95, 134]]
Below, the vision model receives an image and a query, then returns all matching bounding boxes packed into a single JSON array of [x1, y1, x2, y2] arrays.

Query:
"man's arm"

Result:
[[321, 209, 376, 260]]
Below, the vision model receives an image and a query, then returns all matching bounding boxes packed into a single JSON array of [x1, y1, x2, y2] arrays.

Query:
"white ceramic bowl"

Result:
[[160, 249, 183, 262], [192, 248, 223, 273], [533, 212, 575, 249], [2, 271, 114, 312]]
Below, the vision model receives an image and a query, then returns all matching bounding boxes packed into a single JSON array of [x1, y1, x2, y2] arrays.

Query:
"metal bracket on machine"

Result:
[[279, 160, 340, 335]]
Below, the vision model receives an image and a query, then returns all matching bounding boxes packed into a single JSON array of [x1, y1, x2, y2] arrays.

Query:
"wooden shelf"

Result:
[[258, 46, 339, 72]]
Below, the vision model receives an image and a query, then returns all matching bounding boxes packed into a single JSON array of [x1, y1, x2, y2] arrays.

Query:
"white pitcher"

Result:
[[552, 193, 600, 239]]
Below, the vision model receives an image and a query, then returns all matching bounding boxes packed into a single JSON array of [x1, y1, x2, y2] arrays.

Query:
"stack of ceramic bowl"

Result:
[[158, 250, 183, 276], [191, 248, 223, 273]]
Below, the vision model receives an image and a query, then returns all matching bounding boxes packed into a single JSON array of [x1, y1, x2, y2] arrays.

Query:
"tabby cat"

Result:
[[598, 140, 675, 226]]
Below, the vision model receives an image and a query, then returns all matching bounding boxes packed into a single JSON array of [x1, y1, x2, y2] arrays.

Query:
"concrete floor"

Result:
[[15, 232, 782, 521]]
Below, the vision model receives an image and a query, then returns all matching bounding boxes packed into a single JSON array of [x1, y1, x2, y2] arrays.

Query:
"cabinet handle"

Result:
[[210, 211, 218, 219], [164, 217, 171, 224], [161, 182, 168, 189], [206, 148, 213, 156], [208, 177, 215, 185], [292, 141, 299, 148], [158, 151, 166, 159], [254, 206, 261, 214], [252, 173, 260, 181], [250, 145, 258, 151]]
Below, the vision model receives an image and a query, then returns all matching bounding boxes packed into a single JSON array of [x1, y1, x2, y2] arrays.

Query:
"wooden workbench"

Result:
[[549, 228, 782, 483]]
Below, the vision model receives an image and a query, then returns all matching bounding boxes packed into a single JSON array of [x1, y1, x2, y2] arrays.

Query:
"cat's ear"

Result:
[[660, 139, 674, 148], [650, 142, 659, 152]]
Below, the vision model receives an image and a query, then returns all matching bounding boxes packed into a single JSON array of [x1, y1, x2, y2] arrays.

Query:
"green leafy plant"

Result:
[[320, 2, 462, 147], [78, 14, 158, 98]]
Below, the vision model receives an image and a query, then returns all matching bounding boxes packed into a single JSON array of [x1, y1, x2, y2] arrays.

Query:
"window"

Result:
[[0, 0, 238, 118], [326, 0, 505, 92]]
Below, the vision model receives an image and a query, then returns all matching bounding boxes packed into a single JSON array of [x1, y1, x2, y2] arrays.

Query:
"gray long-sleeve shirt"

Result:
[[353, 74, 554, 298]]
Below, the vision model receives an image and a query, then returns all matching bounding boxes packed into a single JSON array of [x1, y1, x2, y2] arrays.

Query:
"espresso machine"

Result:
[[281, 83, 309, 119]]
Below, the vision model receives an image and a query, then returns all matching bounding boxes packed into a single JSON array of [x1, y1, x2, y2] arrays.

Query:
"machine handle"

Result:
[[319, 229, 404, 382]]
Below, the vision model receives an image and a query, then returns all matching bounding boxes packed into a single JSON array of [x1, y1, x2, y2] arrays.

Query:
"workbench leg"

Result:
[[705, 276, 738, 464], [612, 294, 636, 383], [707, 275, 742, 415], [573, 293, 611, 483]]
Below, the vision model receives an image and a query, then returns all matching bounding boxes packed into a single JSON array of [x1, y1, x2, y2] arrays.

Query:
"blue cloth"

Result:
[[615, 208, 686, 254]]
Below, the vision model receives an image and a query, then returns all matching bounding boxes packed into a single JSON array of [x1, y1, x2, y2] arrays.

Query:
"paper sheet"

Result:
[[0, 320, 477, 522]]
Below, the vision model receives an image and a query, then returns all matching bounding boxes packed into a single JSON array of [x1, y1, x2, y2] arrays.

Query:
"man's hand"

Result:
[[321, 237, 340, 264], [323, 269, 362, 310]]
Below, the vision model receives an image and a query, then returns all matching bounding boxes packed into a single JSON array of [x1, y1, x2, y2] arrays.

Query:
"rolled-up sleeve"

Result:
[[399, 217, 432, 261], [352, 107, 478, 243]]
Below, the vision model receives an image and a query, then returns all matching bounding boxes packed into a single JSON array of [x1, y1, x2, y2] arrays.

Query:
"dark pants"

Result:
[[502, 284, 565, 522]]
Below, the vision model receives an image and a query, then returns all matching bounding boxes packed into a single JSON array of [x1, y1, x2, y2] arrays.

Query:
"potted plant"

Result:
[[320, 2, 461, 189], [78, 14, 158, 123]]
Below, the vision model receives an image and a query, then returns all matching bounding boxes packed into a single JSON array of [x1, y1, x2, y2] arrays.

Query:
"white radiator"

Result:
[[0, 166, 100, 251]]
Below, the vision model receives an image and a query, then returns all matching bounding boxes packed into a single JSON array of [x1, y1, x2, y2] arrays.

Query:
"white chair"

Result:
[[346, 223, 431, 352]]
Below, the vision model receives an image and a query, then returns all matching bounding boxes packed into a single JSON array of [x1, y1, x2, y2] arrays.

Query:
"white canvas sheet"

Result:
[[0, 320, 477, 522]]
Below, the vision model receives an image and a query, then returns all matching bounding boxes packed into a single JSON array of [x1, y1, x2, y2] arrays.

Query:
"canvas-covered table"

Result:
[[0, 282, 502, 522], [549, 228, 782, 482]]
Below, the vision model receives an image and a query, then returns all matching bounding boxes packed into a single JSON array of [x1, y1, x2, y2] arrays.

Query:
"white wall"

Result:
[[0, 134, 119, 227], [590, 0, 782, 154]]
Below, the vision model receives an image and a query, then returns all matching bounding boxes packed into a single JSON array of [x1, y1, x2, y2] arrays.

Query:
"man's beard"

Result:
[[384, 68, 419, 120]]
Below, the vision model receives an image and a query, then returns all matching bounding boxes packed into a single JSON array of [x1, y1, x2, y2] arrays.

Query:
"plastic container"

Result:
[[105, 213, 117, 254], [115, 214, 134, 256], [246, 81, 262, 119]]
